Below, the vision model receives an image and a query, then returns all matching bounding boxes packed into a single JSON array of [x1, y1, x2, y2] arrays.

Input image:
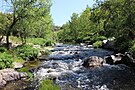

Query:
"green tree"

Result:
[[4, 0, 52, 49], [69, 13, 79, 43]]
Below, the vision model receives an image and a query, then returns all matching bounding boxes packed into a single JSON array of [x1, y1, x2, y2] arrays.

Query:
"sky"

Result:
[[51, 0, 95, 26], [0, 0, 96, 26]]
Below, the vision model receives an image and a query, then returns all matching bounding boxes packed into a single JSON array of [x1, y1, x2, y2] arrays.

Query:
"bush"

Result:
[[39, 79, 60, 90], [0, 47, 7, 53], [27, 38, 46, 46], [114, 36, 133, 52], [14, 45, 38, 61], [27, 38, 54, 46], [0, 53, 13, 69], [45, 40, 54, 46], [10, 36, 22, 44], [93, 41, 103, 48], [97, 36, 107, 41], [91, 36, 107, 42], [129, 44, 135, 55]]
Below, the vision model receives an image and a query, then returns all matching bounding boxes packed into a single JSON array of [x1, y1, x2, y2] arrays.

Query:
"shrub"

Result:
[[27, 38, 46, 46], [129, 44, 135, 55], [0, 47, 7, 53], [91, 36, 107, 42], [114, 36, 133, 52], [92, 41, 103, 48], [97, 36, 107, 41], [14, 45, 38, 61], [0, 52, 13, 69], [39, 79, 60, 90], [45, 40, 54, 46], [10, 36, 22, 44], [27, 38, 55, 46]]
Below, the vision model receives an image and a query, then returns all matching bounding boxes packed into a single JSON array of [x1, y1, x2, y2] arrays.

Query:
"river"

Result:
[[35, 44, 135, 90], [2, 44, 135, 90]]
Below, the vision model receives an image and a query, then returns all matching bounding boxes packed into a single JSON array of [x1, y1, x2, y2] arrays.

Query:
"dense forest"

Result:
[[57, 0, 135, 52]]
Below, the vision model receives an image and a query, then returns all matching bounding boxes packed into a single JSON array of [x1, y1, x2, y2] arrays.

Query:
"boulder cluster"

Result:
[[0, 68, 28, 87], [83, 52, 135, 68]]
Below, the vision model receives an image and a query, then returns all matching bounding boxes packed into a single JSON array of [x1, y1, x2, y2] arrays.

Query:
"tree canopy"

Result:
[[0, 0, 53, 48]]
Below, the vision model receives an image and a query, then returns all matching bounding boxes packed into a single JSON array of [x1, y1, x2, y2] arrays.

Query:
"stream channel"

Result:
[[2, 44, 135, 90]]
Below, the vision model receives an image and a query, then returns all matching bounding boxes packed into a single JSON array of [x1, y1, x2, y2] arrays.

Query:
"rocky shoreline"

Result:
[[0, 68, 28, 87]]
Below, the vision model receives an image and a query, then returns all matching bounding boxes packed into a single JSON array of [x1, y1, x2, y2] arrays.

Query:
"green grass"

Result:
[[27, 38, 46, 46], [0, 52, 14, 69], [92, 41, 103, 48], [39, 79, 60, 90], [13, 56, 25, 63], [10, 36, 22, 44], [17, 67, 33, 80]]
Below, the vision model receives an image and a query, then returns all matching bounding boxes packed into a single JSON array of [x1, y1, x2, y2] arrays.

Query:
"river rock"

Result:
[[104, 52, 135, 67], [82, 56, 104, 67], [104, 53, 123, 65], [102, 38, 116, 51], [122, 52, 135, 67], [0, 68, 28, 87], [13, 62, 23, 69]]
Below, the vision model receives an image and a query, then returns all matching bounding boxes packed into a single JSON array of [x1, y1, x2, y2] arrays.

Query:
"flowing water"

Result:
[[34, 44, 135, 90], [2, 44, 135, 90]]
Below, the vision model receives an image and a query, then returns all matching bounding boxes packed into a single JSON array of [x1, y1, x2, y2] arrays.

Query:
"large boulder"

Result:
[[104, 52, 135, 67], [102, 38, 116, 51], [104, 53, 124, 65], [122, 52, 135, 67], [82, 56, 104, 67]]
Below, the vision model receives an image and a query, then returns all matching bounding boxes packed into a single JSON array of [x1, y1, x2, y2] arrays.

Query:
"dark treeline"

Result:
[[57, 0, 135, 52]]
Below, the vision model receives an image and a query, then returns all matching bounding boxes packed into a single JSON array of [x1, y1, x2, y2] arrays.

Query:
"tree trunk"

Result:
[[6, 31, 10, 49]]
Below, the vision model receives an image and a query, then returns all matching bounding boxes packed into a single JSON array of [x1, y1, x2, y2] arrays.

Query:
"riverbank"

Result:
[[0, 68, 28, 87]]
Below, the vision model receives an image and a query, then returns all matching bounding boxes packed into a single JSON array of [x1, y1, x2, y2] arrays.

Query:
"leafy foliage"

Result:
[[39, 79, 60, 90], [129, 44, 135, 55], [57, 0, 135, 52], [92, 41, 103, 48], [14, 45, 38, 61], [0, 52, 13, 69], [0, 47, 7, 53], [0, 0, 53, 48], [27, 38, 54, 46]]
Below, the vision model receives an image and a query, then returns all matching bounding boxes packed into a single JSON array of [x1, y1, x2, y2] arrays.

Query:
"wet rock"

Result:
[[20, 72, 28, 78], [104, 52, 135, 67], [74, 51, 80, 54], [102, 38, 116, 51], [13, 62, 23, 69], [122, 52, 135, 67], [82, 56, 104, 67], [104, 53, 123, 65], [59, 51, 65, 54]]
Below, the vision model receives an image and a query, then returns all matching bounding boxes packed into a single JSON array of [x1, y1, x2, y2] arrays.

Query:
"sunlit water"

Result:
[[34, 44, 135, 90], [2, 44, 135, 90]]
